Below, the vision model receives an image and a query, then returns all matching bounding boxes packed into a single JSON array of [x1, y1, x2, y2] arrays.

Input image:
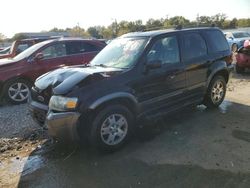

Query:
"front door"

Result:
[[28, 42, 68, 81], [134, 35, 186, 117]]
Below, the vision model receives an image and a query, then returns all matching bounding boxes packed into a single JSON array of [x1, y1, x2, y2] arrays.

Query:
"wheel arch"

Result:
[[3, 76, 33, 88], [206, 64, 229, 89], [88, 92, 139, 115]]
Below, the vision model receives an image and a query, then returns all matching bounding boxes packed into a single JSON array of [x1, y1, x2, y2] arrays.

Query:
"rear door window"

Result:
[[204, 30, 229, 53], [66, 41, 100, 55], [182, 33, 207, 61]]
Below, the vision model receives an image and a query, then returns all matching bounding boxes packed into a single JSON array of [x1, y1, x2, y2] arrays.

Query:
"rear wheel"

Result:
[[203, 75, 226, 108], [88, 104, 134, 152], [4, 79, 31, 104], [235, 63, 245, 74]]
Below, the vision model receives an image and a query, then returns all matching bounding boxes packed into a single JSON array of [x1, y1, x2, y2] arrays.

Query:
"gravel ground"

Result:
[[0, 104, 48, 161], [0, 104, 37, 138]]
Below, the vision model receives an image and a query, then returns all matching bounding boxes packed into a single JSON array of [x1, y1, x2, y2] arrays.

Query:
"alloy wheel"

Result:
[[100, 114, 128, 146], [8, 82, 30, 102], [211, 80, 224, 104]]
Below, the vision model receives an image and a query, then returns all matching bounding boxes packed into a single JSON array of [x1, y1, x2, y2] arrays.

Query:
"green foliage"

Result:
[[237, 18, 250, 27], [68, 26, 89, 38], [12, 33, 28, 41], [49, 27, 66, 32], [169, 16, 190, 27]]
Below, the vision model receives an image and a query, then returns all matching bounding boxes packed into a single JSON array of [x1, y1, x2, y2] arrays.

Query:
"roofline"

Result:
[[121, 26, 221, 38]]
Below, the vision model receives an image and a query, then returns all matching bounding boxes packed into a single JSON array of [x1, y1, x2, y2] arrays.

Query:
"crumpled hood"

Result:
[[35, 65, 122, 95]]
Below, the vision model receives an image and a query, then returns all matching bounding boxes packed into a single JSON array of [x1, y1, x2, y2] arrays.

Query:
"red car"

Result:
[[0, 38, 106, 104], [235, 40, 250, 73], [0, 38, 57, 59]]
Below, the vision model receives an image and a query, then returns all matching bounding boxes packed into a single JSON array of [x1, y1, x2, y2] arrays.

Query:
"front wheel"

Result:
[[203, 76, 226, 108], [88, 104, 134, 152]]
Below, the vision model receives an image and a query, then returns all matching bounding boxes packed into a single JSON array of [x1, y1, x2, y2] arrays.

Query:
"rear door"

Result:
[[180, 32, 209, 99], [64, 41, 103, 66]]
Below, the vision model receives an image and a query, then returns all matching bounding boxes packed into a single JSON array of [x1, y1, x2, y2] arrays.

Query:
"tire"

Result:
[[3, 79, 31, 104], [203, 75, 226, 108], [231, 43, 238, 53], [88, 104, 134, 152], [235, 63, 245, 74]]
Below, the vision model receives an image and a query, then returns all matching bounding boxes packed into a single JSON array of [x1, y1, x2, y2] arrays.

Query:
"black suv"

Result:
[[29, 27, 233, 151]]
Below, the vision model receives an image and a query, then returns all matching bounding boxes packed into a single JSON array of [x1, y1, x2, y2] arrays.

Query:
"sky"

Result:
[[1, 0, 250, 38]]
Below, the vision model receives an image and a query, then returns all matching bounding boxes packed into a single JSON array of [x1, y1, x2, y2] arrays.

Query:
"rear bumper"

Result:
[[46, 111, 80, 142]]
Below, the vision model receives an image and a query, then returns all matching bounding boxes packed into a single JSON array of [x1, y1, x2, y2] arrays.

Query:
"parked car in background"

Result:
[[0, 46, 11, 54], [224, 31, 250, 52], [29, 27, 233, 151], [235, 40, 250, 73], [0, 37, 59, 59], [0, 38, 106, 104]]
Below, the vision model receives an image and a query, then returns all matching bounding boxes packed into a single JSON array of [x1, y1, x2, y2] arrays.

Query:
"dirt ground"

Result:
[[0, 71, 250, 188]]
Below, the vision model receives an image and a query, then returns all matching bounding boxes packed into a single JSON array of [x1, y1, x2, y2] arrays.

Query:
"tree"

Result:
[[238, 18, 250, 27], [0, 33, 6, 43], [169, 16, 190, 27], [99, 27, 113, 39], [49, 27, 66, 32], [211, 13, 227, 28], [146, 18, 164, 29], [69, 26, 89, 38], [12, 33, 28, 41], [197, 16, 212, 26], [87, 26, 102, 38]]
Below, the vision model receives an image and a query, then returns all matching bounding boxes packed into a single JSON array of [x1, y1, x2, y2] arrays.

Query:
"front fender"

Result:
[[88, 92, 138, 110]]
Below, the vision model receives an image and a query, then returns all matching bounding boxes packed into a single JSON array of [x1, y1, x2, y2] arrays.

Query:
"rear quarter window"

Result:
[[204, 30, 229, 53]]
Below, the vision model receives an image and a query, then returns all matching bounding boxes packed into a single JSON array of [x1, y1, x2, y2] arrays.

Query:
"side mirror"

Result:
[[34, 53, 44, 61], [229, 37, 234, 40], [146, 60, 162, 69]]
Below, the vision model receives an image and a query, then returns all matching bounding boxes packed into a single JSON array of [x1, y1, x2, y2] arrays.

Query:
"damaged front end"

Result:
[[29, 65, 122, 126]]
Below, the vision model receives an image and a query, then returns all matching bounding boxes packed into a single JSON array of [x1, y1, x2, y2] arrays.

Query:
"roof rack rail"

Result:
[[142, 26, 172, 32]]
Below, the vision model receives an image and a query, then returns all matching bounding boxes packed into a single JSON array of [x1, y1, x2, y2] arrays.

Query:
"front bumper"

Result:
[[46, 111, 80, 142]]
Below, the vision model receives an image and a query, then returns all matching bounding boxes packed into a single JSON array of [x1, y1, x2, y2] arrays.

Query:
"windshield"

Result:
[[12, 40, 53, 61], [91, 37, 148, 69], [233, 32, 250, 38]]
